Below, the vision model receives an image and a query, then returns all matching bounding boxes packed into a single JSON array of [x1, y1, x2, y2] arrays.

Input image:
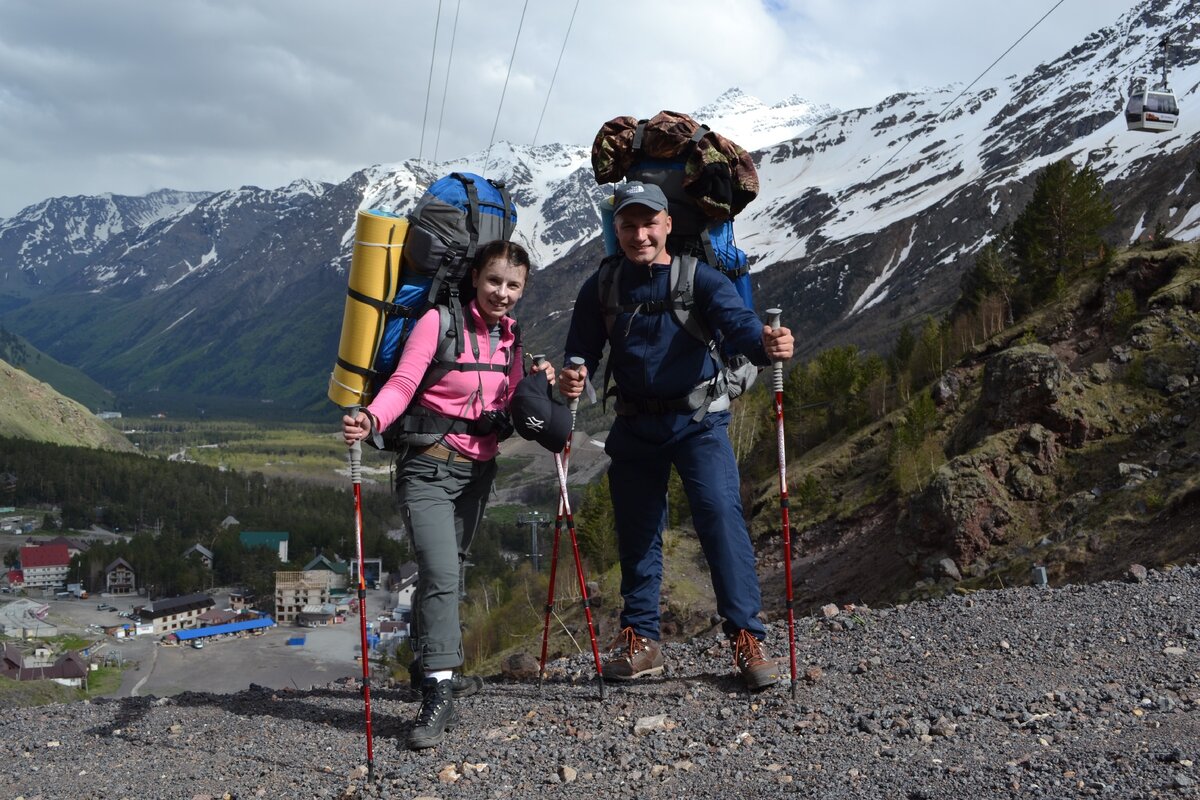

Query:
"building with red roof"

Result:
[[19, 544, 71, 589]]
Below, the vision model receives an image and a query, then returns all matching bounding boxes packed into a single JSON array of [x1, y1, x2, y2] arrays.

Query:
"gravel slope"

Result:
[[5, 566, 1199, 800]]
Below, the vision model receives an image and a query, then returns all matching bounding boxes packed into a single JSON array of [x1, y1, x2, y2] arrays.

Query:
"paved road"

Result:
[[9, 591, 395, 698]]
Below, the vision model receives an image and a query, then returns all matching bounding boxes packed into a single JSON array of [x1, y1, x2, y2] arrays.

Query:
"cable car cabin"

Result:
[[1126, 90, 1179, 133]]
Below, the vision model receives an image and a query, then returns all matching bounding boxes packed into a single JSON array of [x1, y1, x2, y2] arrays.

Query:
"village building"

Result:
[[274, 570, 333, 625], [104, 558, 136, 595], [19, 543, 70, 589], [182, 543, 214, 569], [44, 536, 90, 558], [228, 588, 255, 612], [389, 561, 419, 613], [0, 643, 88, 688], [240, 531, 289, 563], [139, 592, 215, 635]]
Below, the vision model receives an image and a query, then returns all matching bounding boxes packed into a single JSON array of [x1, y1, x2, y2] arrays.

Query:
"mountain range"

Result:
[[0, 0, 1196, 417]]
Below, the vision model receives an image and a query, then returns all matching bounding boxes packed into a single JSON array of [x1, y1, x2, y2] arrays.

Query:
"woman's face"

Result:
[[471, 258, 528, 325]]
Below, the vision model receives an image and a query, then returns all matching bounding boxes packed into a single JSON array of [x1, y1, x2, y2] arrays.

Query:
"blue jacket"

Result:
[[565, 255, 768, 444]]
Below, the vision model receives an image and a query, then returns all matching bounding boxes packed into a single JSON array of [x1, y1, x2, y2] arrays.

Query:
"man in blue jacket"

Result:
[[558, 182, 794, 690]]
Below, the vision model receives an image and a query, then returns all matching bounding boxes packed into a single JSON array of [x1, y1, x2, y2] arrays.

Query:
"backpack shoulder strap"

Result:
[[597, 254, 624, 339], [670, 255, 715, 349]]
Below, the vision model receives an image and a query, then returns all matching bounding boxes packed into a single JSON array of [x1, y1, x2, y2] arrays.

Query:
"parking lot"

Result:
[[4, 590, 396, 698]]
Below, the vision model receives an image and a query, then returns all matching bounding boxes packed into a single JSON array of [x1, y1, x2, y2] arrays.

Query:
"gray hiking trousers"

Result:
[[397, 449, 496, 671]]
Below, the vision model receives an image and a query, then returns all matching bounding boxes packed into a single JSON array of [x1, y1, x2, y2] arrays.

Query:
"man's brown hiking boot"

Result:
[[732, 629, 780, 690], [602, 626, 665, 681]]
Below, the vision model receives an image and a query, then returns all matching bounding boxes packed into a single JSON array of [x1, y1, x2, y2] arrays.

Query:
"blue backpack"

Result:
[[358, 172, 517, 450], [369, 172, 516, 401]]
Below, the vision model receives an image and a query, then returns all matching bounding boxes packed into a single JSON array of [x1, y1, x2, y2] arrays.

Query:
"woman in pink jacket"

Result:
[[342, 240, 551, 750]]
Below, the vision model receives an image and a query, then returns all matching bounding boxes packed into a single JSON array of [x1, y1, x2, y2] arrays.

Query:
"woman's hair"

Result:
[[471, 240, 532, 275]]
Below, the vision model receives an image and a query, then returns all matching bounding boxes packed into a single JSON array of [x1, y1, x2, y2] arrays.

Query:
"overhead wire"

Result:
[[433, 0, 463, 163], [418, 0, 445, 162], [532, 0, 582, 146], [770, 0, 1071, 267], [864, 0, 1067, 183], [1106, 8, 1200, 91], [483, 0, 532, 177]]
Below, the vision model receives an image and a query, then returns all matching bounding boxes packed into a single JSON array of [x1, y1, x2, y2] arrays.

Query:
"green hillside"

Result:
[[0, 357, 133, 451], [0, 325, 116, 412]]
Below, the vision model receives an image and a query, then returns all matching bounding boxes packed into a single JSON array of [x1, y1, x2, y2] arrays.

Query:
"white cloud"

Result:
[[0, 0, 1140, 217]]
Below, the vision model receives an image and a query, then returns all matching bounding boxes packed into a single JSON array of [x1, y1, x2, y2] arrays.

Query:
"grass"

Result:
[[118, 416, 393, 483], [0, 659, 125, 707]]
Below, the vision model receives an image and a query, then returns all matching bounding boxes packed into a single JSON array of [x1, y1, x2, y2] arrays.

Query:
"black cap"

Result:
[[510, 371, 572, 453], [613, 181, 669, 216]]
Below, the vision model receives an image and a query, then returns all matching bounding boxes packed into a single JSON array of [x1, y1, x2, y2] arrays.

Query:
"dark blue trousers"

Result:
[[606, 412, 765, 641]]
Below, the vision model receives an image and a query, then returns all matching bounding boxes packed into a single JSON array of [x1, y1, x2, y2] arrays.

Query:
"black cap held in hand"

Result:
[[510, 370, 572, 453]]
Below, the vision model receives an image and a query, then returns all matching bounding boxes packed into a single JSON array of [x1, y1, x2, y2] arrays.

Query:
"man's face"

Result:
[[615, 205, 672, 266]]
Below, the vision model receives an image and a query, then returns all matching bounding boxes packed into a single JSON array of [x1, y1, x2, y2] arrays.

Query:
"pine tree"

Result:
[[1010, 160, 1114, 305]]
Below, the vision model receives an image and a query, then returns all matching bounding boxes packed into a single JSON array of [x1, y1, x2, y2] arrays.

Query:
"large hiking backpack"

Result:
[[373, 172, 516, 396], [327, 171, 517, 448], [592, 110, 758, 308], [591, 111, 761, 414]]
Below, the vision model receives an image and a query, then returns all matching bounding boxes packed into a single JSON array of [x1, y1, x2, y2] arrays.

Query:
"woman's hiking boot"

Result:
[[407, 678, 457, 750], [601, 626, 664, 680], [731, 629, 780, 690], [408, 661, 484, 698]]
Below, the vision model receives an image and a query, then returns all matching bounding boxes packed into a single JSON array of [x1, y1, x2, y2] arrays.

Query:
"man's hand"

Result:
[[762, 325, 794, 361], [559, 363, 588, 401]]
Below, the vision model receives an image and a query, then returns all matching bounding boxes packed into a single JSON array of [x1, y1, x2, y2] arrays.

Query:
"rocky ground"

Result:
[[5, 565, 1199, 800]]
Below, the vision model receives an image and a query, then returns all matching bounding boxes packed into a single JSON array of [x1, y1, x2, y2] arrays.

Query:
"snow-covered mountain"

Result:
[[0, 0, 1196, 415], [691, 87, 838, 151], [0, 189, 211, 301]]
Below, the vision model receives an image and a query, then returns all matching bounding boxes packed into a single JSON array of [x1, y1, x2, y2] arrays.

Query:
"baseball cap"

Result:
[[612, 182, 669, 216], [510, 370, 572, 453]]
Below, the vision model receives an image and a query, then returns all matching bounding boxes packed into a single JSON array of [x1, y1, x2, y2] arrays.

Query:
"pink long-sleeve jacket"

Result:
[[366, 300, 523, 461]]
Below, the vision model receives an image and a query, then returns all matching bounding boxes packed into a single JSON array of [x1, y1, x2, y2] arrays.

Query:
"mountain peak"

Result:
[[690, 89, 839, 150]]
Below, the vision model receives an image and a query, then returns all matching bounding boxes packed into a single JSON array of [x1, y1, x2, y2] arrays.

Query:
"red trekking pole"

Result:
[[767, 309, 798, 699], [536, 357, 605, 700], [347, 414, 376, 780]]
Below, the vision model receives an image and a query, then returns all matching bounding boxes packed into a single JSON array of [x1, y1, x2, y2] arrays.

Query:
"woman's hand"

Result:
[[342, 411, 372, 445], [531, 359, 556, 385]]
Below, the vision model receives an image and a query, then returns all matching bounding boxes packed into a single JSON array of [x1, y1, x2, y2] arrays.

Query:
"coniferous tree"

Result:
[[1010, 160, 1113, 307]]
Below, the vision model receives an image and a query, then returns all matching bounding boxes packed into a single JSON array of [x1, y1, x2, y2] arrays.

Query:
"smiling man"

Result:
[[558, 181, 794, 691]]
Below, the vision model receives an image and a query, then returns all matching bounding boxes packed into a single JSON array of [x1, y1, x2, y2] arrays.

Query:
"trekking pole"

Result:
[[535, 357, 605, 700], [347, 408, 376, 780], [537, 356, 579, 688], [766, 309, 799, 700], [535, 352, 566, 690]]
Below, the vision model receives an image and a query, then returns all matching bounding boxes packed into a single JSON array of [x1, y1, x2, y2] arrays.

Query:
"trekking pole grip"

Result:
[[347, 405, 363, 485], [766, 308, 784, 394], [567, 356, 586, 417]]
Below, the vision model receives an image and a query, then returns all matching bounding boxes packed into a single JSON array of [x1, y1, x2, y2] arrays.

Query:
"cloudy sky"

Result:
[[0, 0, 1141, 218]]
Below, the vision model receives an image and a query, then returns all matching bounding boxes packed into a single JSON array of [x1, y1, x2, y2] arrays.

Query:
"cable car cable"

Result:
[[1108, 15, 1197, 89], [866, 0, 1067, 183], [532, 0, 582, 147], [483, 0, 532, 178], [433, 0, 463, 163], [419, 0, 445, 162]]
